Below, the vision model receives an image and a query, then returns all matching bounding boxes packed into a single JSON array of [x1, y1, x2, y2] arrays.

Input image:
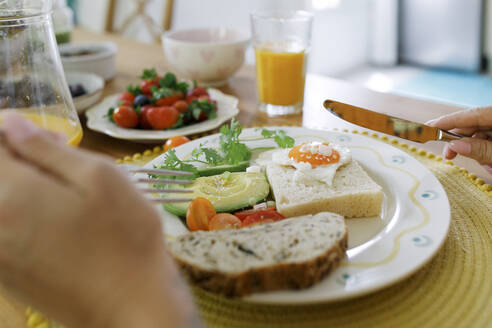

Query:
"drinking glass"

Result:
[[251, 10, 313, 116], [0, 0, 82, 146]]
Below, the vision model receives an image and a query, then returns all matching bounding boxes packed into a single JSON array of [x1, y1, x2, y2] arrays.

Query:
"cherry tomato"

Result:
[[147, 106, 179, 130], [113, 106, 139, 128], [188, 86, 209, 98], [241, 210, 285, 228], [234, 207, 276, 221], [164, 136, 190, 152], [139, 105, 154, 129], [118, 92, 136, 104], [154, 91, 184, 106], [209, 213, 242, 231], [186, 197, 216, 231], [140, 79, 160, 95], [198, 95, 217, 105], [172, 100, 189, 114], [185, 95, 199, 105]]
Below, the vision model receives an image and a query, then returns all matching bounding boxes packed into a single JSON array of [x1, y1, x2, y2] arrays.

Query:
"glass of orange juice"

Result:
[[251, 10, 313, 116], [0, 0, 82, 146]]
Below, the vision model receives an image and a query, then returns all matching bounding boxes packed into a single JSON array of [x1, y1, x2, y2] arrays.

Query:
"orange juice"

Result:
[[0, 113, 83, 146], [255, 42, 307, 106]]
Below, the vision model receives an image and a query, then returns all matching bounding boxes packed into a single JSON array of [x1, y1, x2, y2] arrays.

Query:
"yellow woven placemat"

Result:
[[27, 129, 492, 328]]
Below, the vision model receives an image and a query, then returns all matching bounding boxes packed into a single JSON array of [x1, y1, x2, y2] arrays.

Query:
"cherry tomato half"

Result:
[[172, 100, 189, 114], [188, 86, 209, 98], [154, 91, 184, 107], [164, 136, 190, 152], [118, 92, 136, 104], [147, 106, 179, 130], [185, 95, 199, 105], [186, 197, 216, 231], [139, 105, 154, 129], [241, 210, 285, 228], [113, 106, 139, 129], [140, 79, 160, 95], [209, 213, 242, 231]]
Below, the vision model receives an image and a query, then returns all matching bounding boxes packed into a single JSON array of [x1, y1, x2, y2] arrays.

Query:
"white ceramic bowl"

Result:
[[65, 72, 105, 114], [59, 42, 117, 81], [162, 28, 250, 86]]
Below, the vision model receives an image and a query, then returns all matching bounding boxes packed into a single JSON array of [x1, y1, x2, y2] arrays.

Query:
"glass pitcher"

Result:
[[0, 0, 82, 146]]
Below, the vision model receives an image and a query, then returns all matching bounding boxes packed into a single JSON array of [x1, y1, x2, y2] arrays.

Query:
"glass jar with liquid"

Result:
[[0, 0, 82, 146]]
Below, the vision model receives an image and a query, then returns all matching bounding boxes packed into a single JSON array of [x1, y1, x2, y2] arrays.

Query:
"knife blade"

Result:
[[323, 99, 462, 143]]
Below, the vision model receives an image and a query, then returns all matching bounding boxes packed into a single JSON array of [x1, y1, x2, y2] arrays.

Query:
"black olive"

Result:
[[69, 84, 87, 98], [133, 94, 151, 107]]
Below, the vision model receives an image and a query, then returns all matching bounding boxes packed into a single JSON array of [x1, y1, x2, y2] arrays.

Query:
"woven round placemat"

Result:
[[27, 130, 492, 328]]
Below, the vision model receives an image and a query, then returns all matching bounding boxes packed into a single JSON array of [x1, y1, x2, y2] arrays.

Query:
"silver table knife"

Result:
[[323, 100, 462, 143]]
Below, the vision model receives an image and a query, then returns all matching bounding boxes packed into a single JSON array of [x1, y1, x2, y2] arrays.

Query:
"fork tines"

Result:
[[136, 178, 194, 185], [121, 164, 194, 177]]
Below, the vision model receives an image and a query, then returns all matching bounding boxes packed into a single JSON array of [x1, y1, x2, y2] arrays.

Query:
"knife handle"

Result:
[[439, 129, 462, 142]]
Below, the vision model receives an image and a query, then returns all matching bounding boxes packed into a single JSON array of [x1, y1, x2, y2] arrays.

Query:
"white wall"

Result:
[[172, 0, 370, 76]]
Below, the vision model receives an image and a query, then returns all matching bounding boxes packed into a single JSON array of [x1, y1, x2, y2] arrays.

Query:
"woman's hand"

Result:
[[427, 106, 492, 174], [0, 115, 200, 328]]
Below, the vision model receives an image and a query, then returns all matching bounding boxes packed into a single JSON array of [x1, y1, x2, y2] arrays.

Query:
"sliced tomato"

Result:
[[155, 91, 184, 106], [241, 210, 285, 228], [234, 207, 276, 221], [209, 213, 241, 231], [186, 197, 216, 231]]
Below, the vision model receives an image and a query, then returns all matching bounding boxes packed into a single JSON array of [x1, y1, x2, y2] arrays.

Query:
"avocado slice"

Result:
[[197, 161, 250, 177], [163, 171, 270, 217]]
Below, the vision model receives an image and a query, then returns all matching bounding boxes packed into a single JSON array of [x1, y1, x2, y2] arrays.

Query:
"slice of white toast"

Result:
[[168, 212, 347, 297], [266, 160, 383, 218]]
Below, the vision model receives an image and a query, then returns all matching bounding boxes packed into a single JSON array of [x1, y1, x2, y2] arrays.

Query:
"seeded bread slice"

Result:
[[266, 160, 383, 218], [168, 212, 347, 297]]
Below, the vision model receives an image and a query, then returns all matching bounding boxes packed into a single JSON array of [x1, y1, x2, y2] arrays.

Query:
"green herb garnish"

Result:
[[260, 128, 295, 148], [140, 68, 158, 81]]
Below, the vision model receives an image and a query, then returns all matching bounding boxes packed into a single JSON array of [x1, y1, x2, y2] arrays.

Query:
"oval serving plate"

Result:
[[85, 88, 239, 143], [146, 127, 451, 304]]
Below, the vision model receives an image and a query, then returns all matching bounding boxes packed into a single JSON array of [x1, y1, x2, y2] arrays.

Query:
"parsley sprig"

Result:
[[155, 119, 294, 175]]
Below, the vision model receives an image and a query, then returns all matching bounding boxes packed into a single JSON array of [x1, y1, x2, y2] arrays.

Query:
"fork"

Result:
[[120, 164, 195, 203], [0, 131, 193, 203]]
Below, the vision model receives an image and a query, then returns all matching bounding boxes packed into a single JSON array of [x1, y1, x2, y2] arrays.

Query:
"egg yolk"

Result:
[[288, 142, 340, 168]]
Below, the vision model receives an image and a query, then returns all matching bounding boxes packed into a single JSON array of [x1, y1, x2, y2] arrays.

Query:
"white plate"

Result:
[[65, 72, 105, 114], [85, 88, 240, 143], [146, 127, 451, 304]]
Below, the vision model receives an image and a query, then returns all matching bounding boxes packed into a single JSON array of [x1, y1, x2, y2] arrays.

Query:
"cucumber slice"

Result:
[[197, 161, 250, 177]]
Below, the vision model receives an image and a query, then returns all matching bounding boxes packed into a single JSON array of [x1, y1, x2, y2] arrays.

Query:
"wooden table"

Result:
[[1, 28, 491, 327]]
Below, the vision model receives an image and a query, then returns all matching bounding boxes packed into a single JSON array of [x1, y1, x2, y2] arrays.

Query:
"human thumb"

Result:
[[448, 138, 492, 166]]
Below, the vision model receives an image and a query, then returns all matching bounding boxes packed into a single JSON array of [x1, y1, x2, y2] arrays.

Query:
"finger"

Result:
[[442, 143, 457, 160], [449, 128, 479, 137], [448, 138, 492, 165], [2, 114, 111, 190], [426, 106, 492, 130], [483, 165, 492, 175], [472, 131, 488, 139]]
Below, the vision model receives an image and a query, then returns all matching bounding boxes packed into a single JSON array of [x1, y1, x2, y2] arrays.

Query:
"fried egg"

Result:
[[256, 142, 351, 185]]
